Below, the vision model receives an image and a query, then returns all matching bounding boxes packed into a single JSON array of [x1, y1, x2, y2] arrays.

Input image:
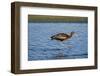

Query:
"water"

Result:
[[28, 22, 88, 61]]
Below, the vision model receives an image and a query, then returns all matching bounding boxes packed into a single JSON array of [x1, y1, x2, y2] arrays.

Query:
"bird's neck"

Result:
[[69, 32, 73, 38]]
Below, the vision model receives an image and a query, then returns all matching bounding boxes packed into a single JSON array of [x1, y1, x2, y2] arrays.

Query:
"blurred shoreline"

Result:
[[28, 15, 88, 23]]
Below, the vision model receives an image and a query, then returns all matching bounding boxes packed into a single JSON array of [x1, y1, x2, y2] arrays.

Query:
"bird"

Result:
[[51, 32, 75, 41]]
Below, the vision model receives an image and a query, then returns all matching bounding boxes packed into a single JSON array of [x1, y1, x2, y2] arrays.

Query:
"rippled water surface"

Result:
[[28, 22, 88, 61]]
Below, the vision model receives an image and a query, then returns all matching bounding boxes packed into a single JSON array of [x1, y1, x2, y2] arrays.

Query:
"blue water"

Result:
[[28, 22, 88, 61]]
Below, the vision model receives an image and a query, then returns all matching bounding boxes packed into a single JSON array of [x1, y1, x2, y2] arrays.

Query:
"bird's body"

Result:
[[51, 32, 75, 41]]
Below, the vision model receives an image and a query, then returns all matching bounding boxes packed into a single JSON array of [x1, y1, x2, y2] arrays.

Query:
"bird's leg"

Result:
[[57, 41, 65, 58], [61, 41, 65, 47]]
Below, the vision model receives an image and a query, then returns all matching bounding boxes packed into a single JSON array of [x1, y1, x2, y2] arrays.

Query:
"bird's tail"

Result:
[[51, 36, 55, 40]]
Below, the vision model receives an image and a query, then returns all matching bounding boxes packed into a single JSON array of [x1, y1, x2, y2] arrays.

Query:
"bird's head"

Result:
[[71, 32, 75, 35]]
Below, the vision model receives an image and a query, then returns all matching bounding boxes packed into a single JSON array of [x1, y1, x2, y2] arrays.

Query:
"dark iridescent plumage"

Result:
[[51, 32, 75, 41]]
